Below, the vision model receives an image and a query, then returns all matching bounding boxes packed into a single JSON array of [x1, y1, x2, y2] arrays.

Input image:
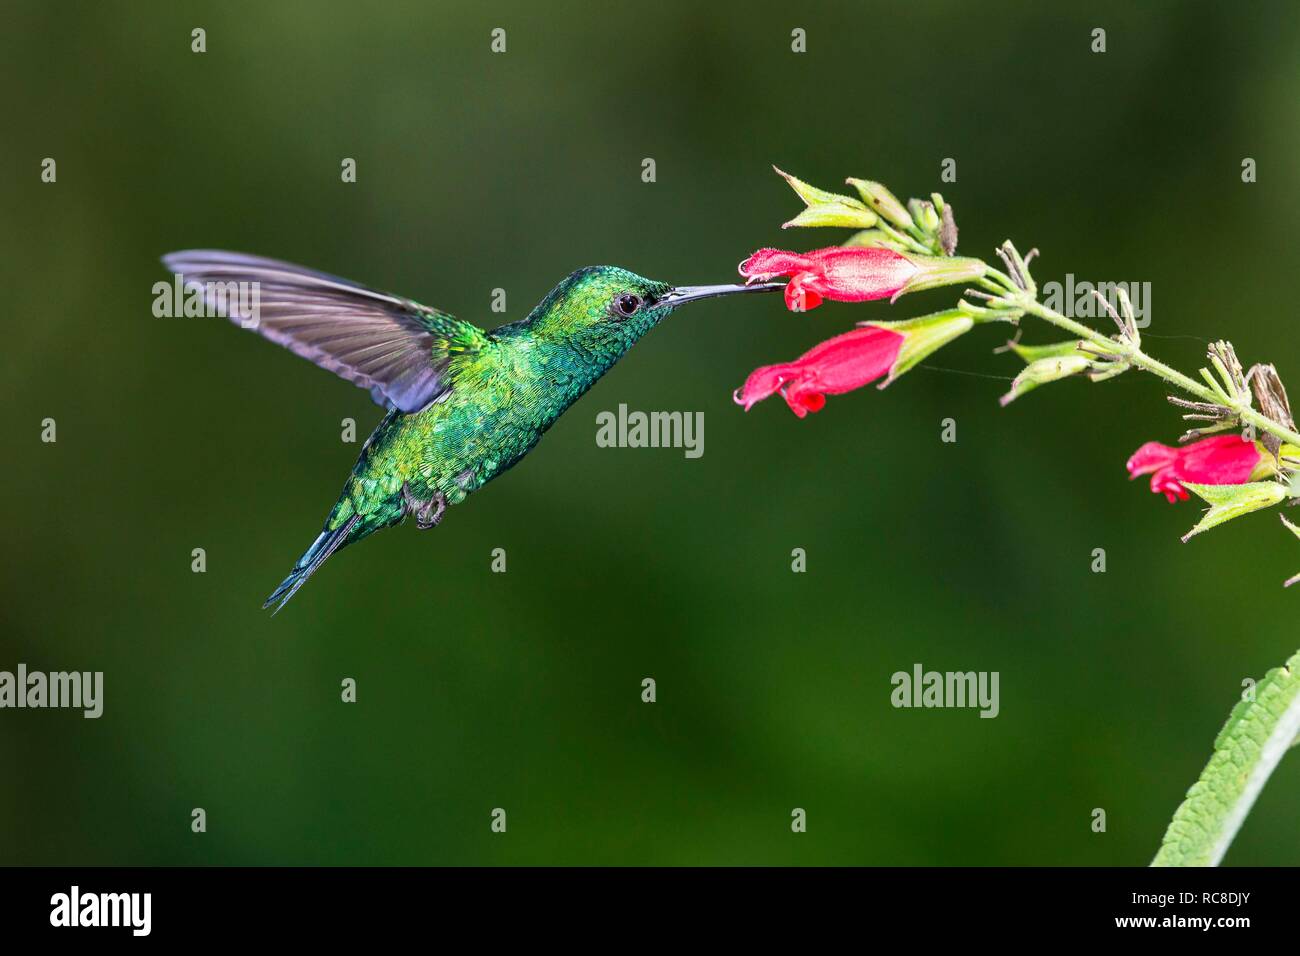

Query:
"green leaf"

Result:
[[1152, 650, 1300, 866], [1180, 481, 1285, 542]]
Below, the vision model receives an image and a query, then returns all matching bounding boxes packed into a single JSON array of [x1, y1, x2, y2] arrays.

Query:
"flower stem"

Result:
[[1013, 296, 1300, 449]]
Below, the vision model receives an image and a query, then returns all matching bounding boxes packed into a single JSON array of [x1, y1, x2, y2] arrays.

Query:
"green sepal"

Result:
[[868, 309, 974, 387], [897, 255, 986, 298], [773, 166, 875, 229], [782, 202, 877, 230], [1180, 481, 1286, 542]]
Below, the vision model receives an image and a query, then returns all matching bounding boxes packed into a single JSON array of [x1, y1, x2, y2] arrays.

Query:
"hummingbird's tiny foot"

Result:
[[417, 491, 447, 530], [402, 482, 446, 530]]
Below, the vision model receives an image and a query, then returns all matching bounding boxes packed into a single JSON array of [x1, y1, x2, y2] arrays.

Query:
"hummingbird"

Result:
[[162, 251, 782, 611]]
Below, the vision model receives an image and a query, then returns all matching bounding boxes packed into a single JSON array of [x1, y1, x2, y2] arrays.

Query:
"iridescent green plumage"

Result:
[[319, 268, 673, 554], [163, 251, 780, 611]]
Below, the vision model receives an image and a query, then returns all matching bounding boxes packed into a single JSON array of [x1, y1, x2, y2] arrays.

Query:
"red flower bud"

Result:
[[1126, 435, 1264, 503], [733, 326, 905, 417]]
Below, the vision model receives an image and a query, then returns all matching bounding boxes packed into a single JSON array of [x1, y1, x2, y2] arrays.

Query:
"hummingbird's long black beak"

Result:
[[657, 282, 785, 307]]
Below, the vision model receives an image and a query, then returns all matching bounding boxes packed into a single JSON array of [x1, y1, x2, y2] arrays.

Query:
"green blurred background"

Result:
[[3, 0, 1299, 865]]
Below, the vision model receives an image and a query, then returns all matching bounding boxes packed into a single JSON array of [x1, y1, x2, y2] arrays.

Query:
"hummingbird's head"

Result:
[[527, 265, 783, 364]]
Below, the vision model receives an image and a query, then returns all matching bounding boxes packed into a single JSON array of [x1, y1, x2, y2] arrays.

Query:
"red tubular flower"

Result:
[[1126, 435, 1264, 503], [738, 246, 986, 312], [733, 325, 905, 418], [740, 247, 916, 311]]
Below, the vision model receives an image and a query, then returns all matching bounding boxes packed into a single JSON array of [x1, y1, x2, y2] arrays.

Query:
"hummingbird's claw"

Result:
[[402, 483, 447, 530]]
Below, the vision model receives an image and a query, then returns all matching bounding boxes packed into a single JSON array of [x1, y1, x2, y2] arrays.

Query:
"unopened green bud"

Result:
[[909, 199, 941, 235], [845, 179, 915, 231], [1007, 340, 1086, 363], [999, 354, 1092, 406], [842, 229, 913, 253]]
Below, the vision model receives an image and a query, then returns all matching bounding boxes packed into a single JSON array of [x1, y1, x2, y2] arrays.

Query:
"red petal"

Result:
[[732, 325, 905, 416], [1173, 434, 1261, 484], [1126, 435, 1261, 502], [1150, 470, 1188, 503], [796, 326, 904, 392], [788, 389, 826, 415], [801, 247, 918, 302], [739, 248, 812, 281], [733, 363, 796, 411], [738, 246, 917, 303], [784, 275, 824, 312], [1126, 441, 1178, 479]]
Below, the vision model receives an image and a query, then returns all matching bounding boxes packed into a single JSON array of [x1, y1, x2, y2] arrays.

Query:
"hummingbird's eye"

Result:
[[612, 292, 642, 318]]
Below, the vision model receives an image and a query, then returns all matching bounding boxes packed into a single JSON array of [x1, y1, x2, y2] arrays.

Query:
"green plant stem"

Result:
[[1012, 296, 1300, 449], [955, 239, 1300, 864], [1003, 283, 1300, 865]]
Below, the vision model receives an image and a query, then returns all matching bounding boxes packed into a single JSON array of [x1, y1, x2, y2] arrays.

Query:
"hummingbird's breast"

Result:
[[359, 337, 598, 506]]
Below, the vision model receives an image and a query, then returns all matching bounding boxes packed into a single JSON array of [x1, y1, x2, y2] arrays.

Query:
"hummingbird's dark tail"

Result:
[[263, 513, 362, 614]]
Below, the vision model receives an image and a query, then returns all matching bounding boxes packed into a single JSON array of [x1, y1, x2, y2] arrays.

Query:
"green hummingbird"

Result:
[[162, 251, 782, 611]]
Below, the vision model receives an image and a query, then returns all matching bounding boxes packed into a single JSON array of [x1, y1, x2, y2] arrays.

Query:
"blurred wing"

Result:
[[161, 250, 487, 412]]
